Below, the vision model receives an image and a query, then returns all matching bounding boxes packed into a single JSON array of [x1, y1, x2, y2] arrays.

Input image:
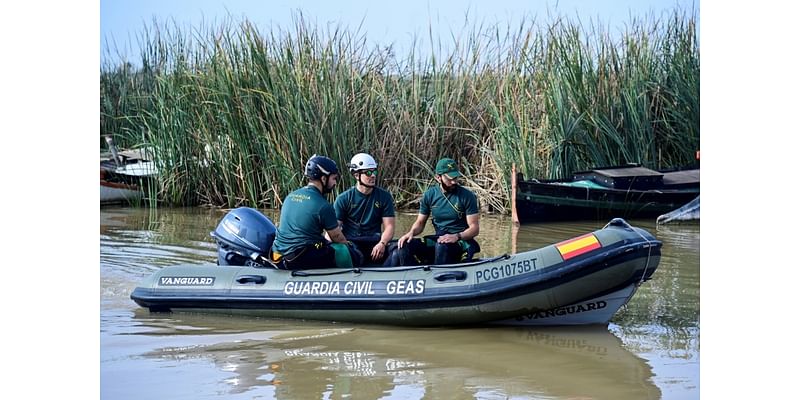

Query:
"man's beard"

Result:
[[441, 181, 458, 192], [321, 177, 335, 194]]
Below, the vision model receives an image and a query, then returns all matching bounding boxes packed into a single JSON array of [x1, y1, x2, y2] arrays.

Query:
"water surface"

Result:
[[100, 207, 699, 399]]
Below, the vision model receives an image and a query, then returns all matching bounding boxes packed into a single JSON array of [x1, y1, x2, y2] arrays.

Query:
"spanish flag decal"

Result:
[[556, 233, 601, 260]]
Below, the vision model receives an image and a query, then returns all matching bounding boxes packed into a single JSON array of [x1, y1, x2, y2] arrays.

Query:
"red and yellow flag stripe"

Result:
[[556, 233, 601, 260]]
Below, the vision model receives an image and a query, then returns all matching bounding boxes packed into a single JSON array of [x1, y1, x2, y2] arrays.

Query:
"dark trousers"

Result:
[[396, 235, 480, 266], [349, 236, 399, 267], [278, 245, 336, 270]]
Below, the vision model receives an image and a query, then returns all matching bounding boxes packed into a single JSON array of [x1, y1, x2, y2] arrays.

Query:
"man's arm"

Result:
[[397, 213, 428, 248], [370, 216, 396, 260], [437, 213, 480, 243], [380, 217, 395, 244], [324, 220, 344, 242], [326, 226, 348, 244]]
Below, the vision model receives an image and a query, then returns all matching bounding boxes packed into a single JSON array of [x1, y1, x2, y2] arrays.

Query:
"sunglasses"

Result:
[[361, 169, 378, 176]]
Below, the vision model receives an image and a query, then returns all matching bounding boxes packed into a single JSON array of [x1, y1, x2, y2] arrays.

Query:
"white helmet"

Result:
[[349, 153, 378, 172]]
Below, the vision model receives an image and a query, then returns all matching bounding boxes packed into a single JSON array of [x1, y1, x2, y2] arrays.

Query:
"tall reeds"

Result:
[[100, 8, 699, 211]]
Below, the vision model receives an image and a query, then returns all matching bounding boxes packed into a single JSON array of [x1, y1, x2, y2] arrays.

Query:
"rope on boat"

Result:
[[290, 254, 511, 277], [636, 233, 654, 284], [603, 218, 656, 285]]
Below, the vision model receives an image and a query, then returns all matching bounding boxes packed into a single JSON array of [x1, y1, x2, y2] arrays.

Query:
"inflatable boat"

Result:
[[130, 209, 661, 326]]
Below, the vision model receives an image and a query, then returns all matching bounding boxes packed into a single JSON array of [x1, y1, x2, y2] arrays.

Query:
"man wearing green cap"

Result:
[[397, 157, 481, 265]]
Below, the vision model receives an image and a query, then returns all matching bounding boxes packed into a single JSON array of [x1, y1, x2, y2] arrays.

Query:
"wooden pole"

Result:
[[511, 163, 520, 254], [511, 163, 520, 227]]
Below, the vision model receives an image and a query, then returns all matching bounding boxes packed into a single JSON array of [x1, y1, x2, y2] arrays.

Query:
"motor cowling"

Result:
[[210, 207, 276, 266]]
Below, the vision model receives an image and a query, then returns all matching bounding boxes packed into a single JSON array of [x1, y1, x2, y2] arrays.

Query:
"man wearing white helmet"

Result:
[[334, 152, 398, 266]]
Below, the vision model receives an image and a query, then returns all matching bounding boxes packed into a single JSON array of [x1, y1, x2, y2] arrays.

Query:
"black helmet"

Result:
[[305, 154, 339, 180]]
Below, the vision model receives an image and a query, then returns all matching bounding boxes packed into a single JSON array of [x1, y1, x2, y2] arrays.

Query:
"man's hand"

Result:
[[370, 242, 386, 260], [437, 233, 460, 244], [397, 232, 413, 248]]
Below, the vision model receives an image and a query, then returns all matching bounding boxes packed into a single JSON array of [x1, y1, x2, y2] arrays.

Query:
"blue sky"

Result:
[[101, 0, 699, 65]]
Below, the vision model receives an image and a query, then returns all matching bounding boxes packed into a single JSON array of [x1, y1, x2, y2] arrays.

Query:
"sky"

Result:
[[101, 0, 700, 66], [4, 1, 800, 399]]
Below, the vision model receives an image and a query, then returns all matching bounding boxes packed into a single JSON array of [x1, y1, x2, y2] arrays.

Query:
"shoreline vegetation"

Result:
[[100, 8, 699, 212]]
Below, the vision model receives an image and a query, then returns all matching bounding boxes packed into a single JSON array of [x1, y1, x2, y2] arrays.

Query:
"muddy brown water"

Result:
[[100, 207, 699, 399]]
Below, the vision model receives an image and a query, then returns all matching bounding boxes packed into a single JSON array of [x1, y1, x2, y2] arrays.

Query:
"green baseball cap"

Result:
[[435, 158, 463, 178]]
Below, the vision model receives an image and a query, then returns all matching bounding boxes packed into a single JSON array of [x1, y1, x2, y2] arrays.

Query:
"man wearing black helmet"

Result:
[[271, 155, 356, 269], [334, 152, 398, 266], [397, 157, 481, 265]]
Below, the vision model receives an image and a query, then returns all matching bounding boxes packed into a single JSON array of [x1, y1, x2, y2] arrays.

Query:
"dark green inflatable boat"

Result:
[[131, 214, 661, 327]]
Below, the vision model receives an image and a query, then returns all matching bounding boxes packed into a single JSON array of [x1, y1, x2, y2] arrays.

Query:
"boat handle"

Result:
[[434, 271, 467, 282], [236, 275, 267, 284]]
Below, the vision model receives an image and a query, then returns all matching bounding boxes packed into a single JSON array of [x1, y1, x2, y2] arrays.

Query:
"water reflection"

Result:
[[655, 223, 700, 252], [616, 222, 700, 344], [122, 312, 660, 399]]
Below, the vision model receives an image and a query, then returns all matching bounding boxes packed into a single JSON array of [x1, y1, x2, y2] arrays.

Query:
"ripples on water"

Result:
[[100, 208, 699, 399]]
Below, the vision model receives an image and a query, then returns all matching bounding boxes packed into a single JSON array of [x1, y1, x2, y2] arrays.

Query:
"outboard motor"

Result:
[[210, 207, 276, 267]]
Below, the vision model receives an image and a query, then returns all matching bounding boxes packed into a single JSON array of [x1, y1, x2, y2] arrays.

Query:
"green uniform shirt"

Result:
[[334, 186, 396, 238], [272, 185, 339, 256], [419, 185, 479, 234]]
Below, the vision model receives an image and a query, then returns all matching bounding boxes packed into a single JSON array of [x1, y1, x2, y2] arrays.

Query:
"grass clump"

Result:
[[101, 8, 699, 212]]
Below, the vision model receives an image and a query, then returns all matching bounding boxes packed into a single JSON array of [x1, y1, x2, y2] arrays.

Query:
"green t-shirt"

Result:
[[334, 186, 396, 238], [272, 185, 339, 256], [419, 185, 479, 234]]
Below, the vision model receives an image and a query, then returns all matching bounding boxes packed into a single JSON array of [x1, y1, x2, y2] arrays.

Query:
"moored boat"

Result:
[[100, 136, 157, 205], [131, 208, 661, 327], [515, 164, 700, 223], [100, 169, 144, 204]]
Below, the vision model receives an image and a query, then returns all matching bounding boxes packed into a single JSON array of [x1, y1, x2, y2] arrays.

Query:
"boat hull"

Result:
[[100, 179, 142, 204], [99, 145, 157, 205], [516, 181, 699, 222], [131, 220, 661, 326], [516, 166, 700, 223], [491, 284, 638, 325]]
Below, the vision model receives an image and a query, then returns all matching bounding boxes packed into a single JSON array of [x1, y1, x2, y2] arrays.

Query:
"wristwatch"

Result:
[[456, 232, 462, 240]]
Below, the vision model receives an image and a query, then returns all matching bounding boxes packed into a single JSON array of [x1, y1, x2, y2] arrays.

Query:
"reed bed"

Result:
[[100, 9, 699, 211]]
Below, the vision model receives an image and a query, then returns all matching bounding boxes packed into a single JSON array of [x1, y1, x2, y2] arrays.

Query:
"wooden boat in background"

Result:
[[100, 136, 157, 205], [514, 164, 699, 223]]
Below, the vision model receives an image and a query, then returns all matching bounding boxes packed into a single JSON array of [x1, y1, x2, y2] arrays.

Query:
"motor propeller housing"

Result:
[[210, 207, 276, 266]]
